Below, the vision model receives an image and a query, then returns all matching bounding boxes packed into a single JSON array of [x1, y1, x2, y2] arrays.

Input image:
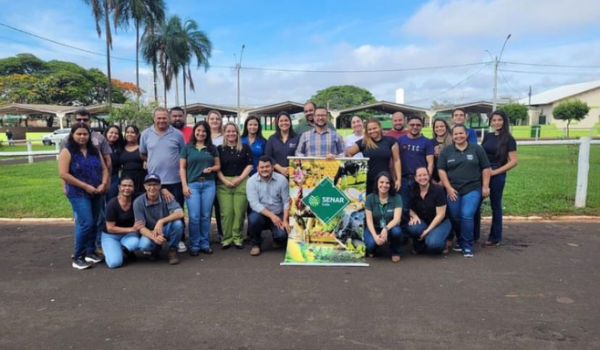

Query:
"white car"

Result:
[[42, 128, 70, 146]]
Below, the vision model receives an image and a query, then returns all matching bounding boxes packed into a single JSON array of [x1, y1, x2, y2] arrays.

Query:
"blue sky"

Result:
[[1, 0, 600, 108]]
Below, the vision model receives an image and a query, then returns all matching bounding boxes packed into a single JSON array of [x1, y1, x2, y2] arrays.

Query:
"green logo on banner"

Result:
[[302, 177, 350, 224]]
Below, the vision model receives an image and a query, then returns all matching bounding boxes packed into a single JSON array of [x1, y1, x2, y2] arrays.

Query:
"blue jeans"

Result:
[[400, 177, 413, 232], [248, 211, 288, 247], [364, 226, 402, 256], [107, 174, 119, 202], [406, 219, 451, 254], [101, 232, 140, 268], [446, 190, 481, 252], [69, 195, 103, 259], [488, 166, 507, 243], [139, 221, 184, 253], [186, 181, 216, 251]]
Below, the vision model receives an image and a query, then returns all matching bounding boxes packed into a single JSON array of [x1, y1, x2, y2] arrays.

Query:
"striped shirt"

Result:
[[295, 128, 345, 158]]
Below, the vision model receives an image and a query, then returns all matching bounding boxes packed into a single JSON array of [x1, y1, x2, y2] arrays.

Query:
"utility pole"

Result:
[[491, 34, 512, 111], [235, 44, 245, 125]]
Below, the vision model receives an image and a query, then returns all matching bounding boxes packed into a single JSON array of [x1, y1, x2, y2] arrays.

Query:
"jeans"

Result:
[[69, 195, 103, 259], [107, 174, 119, 202], [446, 189, 482, 252], [95, 194, 106, 249], [400, 177, 413, 232], [488, 165, 507, 243], [162, 182, 185, 240], [248, 211, 288, 248], [186, 181, 216, 251], [405, 219, 452, 254], [364, 226, 402, 256], [139, 220, 184, 253], [101, 231, 140, 268], [217, 177, 248, 246]]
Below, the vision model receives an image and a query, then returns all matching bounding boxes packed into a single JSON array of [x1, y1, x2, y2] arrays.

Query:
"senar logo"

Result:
[[308, 195, 320, 207]]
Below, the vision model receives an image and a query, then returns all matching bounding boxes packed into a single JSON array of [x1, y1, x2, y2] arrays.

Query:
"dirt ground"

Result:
[[1, 220, 599, 350]]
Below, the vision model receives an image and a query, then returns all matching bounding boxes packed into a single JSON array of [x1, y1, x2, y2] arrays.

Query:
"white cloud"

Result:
[[402, 0, 600, 38]]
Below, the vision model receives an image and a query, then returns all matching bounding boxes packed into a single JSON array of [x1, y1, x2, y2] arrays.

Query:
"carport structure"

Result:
[[433, 101, 494, 127], [184, 102, 239, 124], [0, 103, 120, 129], [335, 101, 430, 127], [246, 101, 304, 130]]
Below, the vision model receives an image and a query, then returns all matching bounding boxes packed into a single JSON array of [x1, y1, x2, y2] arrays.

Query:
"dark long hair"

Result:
[[66, 123, 99, 157], [490, 110, 512, 166], [241, 115, 266, 142], [274, 111, 297, 139], [189, 121, 216, 153], [124, 124, 141, 144], [373, 171, 396, 197], [104, 125, 125, 153]]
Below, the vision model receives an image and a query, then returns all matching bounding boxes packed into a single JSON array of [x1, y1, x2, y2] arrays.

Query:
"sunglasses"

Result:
[[75, 118, 90, 122]]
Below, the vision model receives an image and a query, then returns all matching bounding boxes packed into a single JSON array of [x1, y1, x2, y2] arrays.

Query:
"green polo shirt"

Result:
[[365, 193, 402, 230], [179, 144, 219, 182], [437, 142, 490, 195]]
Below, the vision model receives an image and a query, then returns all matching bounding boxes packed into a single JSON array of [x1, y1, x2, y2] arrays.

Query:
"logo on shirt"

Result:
[[467, 154, 474, 160]]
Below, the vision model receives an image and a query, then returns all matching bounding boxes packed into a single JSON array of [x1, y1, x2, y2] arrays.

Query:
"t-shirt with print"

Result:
[[398, 135, 434, 176]]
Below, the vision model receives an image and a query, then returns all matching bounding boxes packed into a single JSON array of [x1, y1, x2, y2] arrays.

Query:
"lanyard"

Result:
[[379, 201, 388, 228]]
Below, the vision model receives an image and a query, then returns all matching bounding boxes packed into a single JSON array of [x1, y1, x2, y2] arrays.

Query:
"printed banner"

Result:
[[282, 157, 369, 266]]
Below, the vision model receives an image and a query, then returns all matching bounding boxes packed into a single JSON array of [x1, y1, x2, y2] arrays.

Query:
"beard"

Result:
[[172, 120, 184, 129]]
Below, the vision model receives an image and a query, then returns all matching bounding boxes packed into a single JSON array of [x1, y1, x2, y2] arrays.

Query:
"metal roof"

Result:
[[434, 101, 494, 114], [337, 100, 428, 115], [519, 80, 600, 106], [246, 101, 304, 116]]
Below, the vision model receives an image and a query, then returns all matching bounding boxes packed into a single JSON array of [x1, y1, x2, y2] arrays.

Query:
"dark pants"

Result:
[[248, 211, 288, 248], [162, 182, 185, 240], [400, 176, 413, 233]]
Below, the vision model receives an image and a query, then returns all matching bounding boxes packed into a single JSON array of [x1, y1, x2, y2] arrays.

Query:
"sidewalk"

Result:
[[1, 221, 599, 350]]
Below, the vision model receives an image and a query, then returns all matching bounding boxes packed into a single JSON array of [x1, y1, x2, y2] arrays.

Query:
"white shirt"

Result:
[[345, 133, 364, 158]]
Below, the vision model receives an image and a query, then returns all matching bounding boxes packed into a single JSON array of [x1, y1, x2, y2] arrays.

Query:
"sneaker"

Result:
[[250, 246, 261, 256], [177, 241, 187, 253], [452, 244, 462, 252], [168, 250, 180, 265], [72, 257, 92, 270], [463, 249, 474, 258], [85, 253, 104, 263], [189, 249, 200, 257]]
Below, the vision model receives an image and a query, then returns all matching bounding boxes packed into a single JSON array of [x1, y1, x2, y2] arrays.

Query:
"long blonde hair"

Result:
[[223, 122, 243, 152], [361, 118, 382, 150]]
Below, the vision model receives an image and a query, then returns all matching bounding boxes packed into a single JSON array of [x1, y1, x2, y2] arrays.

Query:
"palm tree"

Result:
[[140, 22, 162, 103], [178, 18, 212, 115], [82, 0, 121, 107], [116, 0, 166, 105]]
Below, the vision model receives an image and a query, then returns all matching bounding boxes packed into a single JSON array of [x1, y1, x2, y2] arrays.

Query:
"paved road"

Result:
[[1, 221, 599, 350]]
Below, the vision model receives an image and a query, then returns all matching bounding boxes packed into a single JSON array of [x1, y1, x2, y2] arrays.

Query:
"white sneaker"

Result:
[[177, 241, 187, 253]]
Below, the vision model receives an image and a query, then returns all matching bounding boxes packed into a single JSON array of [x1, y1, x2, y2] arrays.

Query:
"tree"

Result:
[[116, 0, 165, 104], [497, 103, 528, 125], [140, 21, 162, 103], [0, 54, 46, 75], [108, 99, 156, 128], [310, 85, 377, 124], [553, 100, 590, 138]]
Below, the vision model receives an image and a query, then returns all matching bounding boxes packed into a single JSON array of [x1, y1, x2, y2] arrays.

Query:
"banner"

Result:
[[282, 157, 369, 266]]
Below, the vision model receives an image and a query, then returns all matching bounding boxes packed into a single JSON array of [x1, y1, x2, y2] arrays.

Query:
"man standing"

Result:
[[134, 174, 184, 265], [247, 156, 290, 256], [385, 111, 409, 139], [397, 116, 435, 232], [170, 106, 192, 143], [295, 107, 345, 159], [5, 129, 14, 146], [294, 102, 336, 135], [451, 108, 478, 143], [139, 107, 187, 252]]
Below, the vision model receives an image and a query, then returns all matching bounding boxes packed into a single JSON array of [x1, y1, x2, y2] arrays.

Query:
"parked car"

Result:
[[42, 128, 70, 146]]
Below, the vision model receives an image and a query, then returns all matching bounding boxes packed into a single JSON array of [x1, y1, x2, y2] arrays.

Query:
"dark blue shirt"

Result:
[[397, 135, 434, 176], [66, 151, 103, 198], [241, 136, 267, 175]]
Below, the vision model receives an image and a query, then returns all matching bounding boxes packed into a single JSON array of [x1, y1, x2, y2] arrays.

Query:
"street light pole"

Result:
[[492, 34, 512, 111], [235, 44, 245, 124]]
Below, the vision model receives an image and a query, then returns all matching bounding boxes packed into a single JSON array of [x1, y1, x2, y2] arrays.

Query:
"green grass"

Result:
[[0, 145, 598, 218]]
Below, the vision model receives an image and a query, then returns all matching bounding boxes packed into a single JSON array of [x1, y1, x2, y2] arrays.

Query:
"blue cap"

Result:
[[143, 173, 161, 184]]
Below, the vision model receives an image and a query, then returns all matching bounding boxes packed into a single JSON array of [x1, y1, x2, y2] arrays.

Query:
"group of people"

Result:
[[58, 102, 517, 270]]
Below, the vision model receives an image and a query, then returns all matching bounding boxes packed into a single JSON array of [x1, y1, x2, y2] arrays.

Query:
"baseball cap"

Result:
[[144, 173, 161, 184]]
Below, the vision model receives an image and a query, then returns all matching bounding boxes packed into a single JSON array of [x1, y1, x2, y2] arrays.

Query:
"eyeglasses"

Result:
[[75, 118, 89, 122]]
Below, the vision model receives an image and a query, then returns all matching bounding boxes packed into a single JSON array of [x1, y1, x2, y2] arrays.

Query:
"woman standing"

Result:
[[101, 176, 143, 268], [265, 111, 300, 177], [217, 123, 253, 249], [120, 125, 146, 196], [406, 167, 452, 254], [207, 110, 224, 240], [480, 110, 518, 247], [346, 118, 401, 194], [344, 116, 364, 158], [431, 118, 453, 184], [364, 172, 403, 262], [241, 115, 267, 176], [58, 123, 109, 269], [180, 121, 221, 256], [104, 125, 125, 201], [438, 124, 491, 258]]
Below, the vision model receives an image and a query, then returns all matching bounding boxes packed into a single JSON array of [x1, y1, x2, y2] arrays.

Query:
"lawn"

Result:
[[0, 145, 598, 218]]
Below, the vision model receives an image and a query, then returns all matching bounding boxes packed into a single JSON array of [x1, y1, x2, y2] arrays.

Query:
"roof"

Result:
[[434, 101, 494, 114], [519, 80, 600, 106], [0, 103, 73, 115], [246, 101, 304, 116], [184, 102, 239, 116], [337, 100, 428, 115]]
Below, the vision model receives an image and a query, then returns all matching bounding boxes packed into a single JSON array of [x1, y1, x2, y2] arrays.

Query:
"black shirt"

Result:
[[218, 143, 253, 177], [438, 142, 490, 195], [481, 132, 517, 165], [265, 133, 300, 167], [120, 147, 144, 172], [109, 145, 121, 176], [410, 184, 446, 224], [105, 197, 135, 228], [357, 136, 397, 183]]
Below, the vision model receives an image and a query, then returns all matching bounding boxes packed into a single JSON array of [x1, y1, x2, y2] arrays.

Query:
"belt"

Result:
[[196, 177, 207, 182]]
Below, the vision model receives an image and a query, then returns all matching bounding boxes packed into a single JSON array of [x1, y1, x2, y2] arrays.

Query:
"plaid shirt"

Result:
[[295, 128, 345, 157]]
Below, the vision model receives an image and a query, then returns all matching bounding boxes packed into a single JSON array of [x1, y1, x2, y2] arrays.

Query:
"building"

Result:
[[519, 80, 600, 128]]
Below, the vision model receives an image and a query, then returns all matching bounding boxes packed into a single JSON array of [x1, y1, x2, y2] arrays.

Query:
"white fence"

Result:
[[0, 139, 60, 163]]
